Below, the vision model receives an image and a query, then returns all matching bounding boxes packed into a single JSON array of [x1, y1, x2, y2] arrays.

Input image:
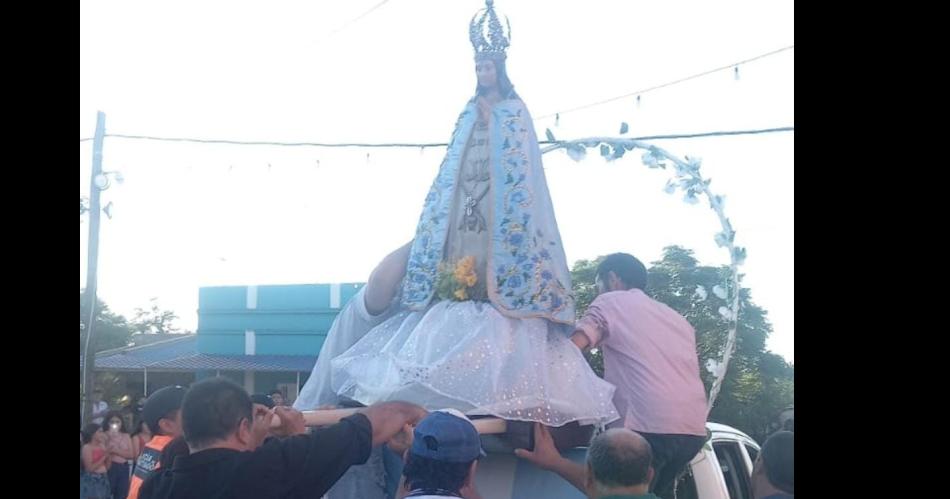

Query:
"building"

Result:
[[83, 283, 364, 404]]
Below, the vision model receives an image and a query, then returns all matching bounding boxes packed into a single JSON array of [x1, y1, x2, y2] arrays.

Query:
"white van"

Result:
[[472, 422, 760, 499]]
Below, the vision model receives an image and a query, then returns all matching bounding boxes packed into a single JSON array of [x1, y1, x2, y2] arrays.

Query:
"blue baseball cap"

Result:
[[410, 409, 485, 463]]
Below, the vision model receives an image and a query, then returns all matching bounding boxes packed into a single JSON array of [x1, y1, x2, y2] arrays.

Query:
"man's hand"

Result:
[[362, 401, 428, 447], [570, 331, 590, 351], [270, 406, 307, 438], [515, 423, 588, 493], [250, 405, 276, 449], [365, 241, 412, 316], [514, 423, 562, 471], [386, 423, 415, 455]]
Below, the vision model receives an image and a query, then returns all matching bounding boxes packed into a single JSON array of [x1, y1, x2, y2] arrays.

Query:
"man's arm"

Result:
[[268, 406, 307, 438], [364, 241, 412, 316], [360, 401, 428, 446], [271, 401, 426, 498], [571, 296, 611, 352], [270, 413, 373, 498], [515, 423, 588, 493]]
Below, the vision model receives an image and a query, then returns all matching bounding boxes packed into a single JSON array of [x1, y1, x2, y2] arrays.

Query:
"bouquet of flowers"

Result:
[[436, 256, 479, 301]]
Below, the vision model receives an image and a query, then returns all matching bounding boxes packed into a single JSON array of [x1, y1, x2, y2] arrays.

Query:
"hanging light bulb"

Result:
[[734, 65, 740, 80], [93, 174, 110, 191], [636, 95, 641, 109]]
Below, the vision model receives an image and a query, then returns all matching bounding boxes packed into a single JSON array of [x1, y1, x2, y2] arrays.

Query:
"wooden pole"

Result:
[[273, 407, 508, 434]]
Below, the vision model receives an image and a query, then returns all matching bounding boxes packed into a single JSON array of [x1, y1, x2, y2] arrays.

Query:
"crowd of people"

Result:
[[80, 252, 793, 499], [82, 376, 792, 499]]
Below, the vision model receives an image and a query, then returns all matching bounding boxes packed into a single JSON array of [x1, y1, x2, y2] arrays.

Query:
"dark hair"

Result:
[[761, 431, 793, 494], [131, 418, 150, 437], [269, 390, 283, 397], [159, 436, 190, 469], [81, 423, 102, 445], [251, 394, 276, 409], [181, 378, 253, 449], [103, 411, 127, 433], [402, 453, 474, 494], [596, 253, 648, 291], [587, 430, 653, 488], [474, 58, 519, 101]]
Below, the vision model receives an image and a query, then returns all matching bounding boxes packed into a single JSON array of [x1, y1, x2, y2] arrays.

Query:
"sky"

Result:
[[80, 0, 794, 361]]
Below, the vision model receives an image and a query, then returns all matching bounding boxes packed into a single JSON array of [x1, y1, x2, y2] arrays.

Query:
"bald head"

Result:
[[587, 428, 653, 488]]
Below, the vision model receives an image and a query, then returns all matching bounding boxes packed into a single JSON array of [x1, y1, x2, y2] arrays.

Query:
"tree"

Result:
[[570, 246, 794, 442], [131, 298, 181, 335], [80, 291, 134, 352]]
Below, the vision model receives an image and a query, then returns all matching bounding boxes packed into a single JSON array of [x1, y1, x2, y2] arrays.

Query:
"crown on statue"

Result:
[[469, 0, 511, 62]]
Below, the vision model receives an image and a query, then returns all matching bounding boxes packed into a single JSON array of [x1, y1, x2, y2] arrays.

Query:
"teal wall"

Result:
[[197, 283, 364, 356]]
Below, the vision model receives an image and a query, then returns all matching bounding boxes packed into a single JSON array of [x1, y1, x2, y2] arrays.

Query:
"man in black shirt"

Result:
[[140, 378, 427, 499]]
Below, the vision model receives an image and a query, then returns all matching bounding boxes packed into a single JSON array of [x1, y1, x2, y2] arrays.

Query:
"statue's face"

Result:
[[476, 59, 498, 89]]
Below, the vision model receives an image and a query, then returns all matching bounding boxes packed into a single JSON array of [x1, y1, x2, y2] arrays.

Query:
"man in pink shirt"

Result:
[[572, 252, 708, 497]]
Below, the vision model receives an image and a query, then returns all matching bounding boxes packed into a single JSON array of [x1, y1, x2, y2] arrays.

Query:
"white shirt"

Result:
[[91, 401, 109, 425], [294, 287, 398, 410]]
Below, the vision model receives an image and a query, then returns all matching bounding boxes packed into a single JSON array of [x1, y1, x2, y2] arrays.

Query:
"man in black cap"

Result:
[[269, 390, 286, 407], [128, 385, 186, 499], [251, 394, 275, 410], [139, 377, 427, 499], [751, 431, 793, 499]]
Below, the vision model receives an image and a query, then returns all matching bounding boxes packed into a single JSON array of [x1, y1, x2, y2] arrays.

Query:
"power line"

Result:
[[78, 46, 792, 144], [78, 126, 792, 148], [535, 45, 794, 120], [101, 134, 448, 148], [627, 127, 793, 141], [79, 46, 793, 147], [322, 0, 393, 41]]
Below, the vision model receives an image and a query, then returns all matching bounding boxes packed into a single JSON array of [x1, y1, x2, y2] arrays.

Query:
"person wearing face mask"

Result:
[[103, 411, 135, 499]]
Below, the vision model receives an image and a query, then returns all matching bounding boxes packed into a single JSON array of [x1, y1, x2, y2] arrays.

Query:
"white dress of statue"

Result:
[[329, 1, 618, 427]]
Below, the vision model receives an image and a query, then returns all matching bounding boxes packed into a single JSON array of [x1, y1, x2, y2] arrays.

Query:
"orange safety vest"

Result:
[[126, 435, 173, 499]]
